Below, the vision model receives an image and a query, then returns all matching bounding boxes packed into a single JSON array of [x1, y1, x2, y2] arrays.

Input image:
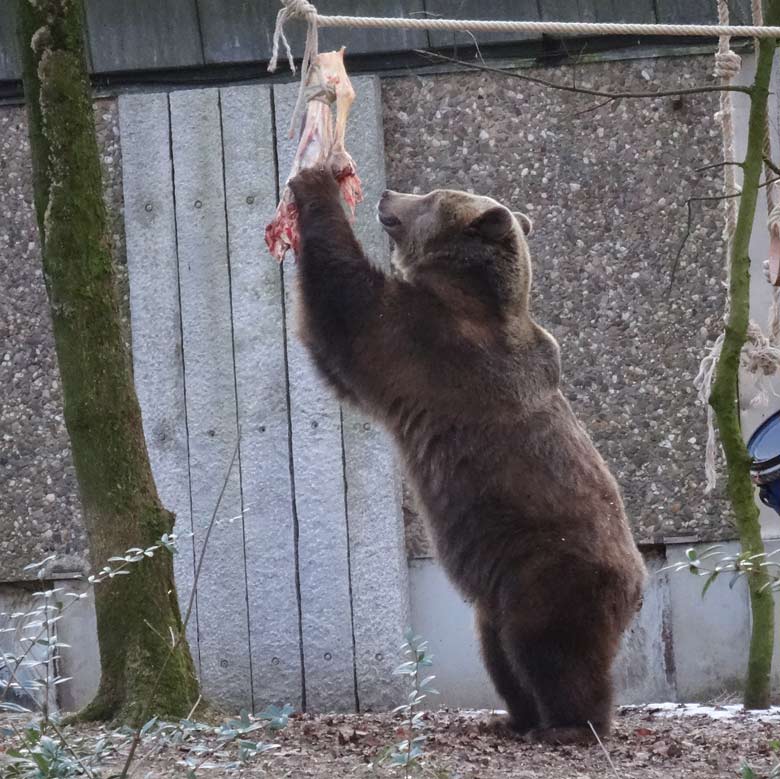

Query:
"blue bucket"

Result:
[[747, 409, 780, 514]]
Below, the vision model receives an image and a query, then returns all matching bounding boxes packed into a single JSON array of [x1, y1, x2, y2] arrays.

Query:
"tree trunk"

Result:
[[17, 0, 199, 723], [710, 15, 778, 708]]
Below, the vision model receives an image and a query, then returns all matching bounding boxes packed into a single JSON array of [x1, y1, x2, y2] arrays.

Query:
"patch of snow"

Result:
[[622, 702, 780, 723]]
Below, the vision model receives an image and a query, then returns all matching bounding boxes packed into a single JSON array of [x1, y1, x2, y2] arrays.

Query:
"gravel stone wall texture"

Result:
[[383, 55, 731, 554], [0, 99, 126, 581]]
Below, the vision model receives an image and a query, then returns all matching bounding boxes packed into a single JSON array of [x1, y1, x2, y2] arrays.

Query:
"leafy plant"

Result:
[[383, 631, 438, 777], [2, 719, 119, 779], [741, 760, 780, 779], [663, 545, 780, 598]]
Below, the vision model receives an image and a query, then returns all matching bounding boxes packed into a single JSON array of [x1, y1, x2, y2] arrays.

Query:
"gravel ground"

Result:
[[2, 705, 779, 778]]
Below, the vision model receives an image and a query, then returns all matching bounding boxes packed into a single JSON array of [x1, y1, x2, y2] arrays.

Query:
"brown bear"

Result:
[[288, 167, 647, 744]]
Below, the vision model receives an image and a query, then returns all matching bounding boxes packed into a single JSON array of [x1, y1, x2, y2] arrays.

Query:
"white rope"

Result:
[[268, 0, 320, 138], [315, 15, 780, 39], [696, 0, 740, 493]]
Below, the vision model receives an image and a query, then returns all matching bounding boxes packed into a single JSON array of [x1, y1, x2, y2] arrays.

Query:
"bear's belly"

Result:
[[397, 408, 643, 606]]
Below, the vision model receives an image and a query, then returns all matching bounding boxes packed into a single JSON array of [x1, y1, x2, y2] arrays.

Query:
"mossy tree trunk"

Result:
[[710, 10, 778, 709], [18, 0, 199, 723]]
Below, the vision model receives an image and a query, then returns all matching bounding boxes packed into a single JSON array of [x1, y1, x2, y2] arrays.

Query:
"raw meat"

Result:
[[265, 47, 363, 262]]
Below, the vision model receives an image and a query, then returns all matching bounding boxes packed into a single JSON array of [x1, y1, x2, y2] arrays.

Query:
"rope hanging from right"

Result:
[[694, 0, 780, 493]]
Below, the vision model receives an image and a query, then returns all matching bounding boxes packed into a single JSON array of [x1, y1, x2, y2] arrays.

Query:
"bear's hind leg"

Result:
[[476, 609, 539, 735], [512, 629, 615, 744]]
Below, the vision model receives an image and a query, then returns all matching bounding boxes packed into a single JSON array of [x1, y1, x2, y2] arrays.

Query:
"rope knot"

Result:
[[268, 0, 319, 74], [267, 0, 321, 138], [714, 49, 742, 80]]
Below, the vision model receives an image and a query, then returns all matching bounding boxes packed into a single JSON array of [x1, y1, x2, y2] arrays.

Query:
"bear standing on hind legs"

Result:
[[288, 167, 647, 744]]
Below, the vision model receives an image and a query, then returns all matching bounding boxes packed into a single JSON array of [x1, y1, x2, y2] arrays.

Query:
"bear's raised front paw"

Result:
[[288, 166, 340, 204]]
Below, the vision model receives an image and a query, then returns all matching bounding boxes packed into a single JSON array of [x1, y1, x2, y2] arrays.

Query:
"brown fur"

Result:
[[288, 168, 647, 742]]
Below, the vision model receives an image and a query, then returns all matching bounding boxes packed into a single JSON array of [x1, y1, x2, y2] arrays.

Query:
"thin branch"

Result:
[[763, 155, 780, 177], [571, 96, 616, 117], [670, 176, 780, 291], [695, 160, 745, 173], [413, 49, 752, 100], [588, 721, 621, 779]]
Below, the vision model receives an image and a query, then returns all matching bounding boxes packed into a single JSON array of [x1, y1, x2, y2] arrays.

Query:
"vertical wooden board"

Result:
[[219, 83, 303, 709], [539, 0, 596, 22], [425, 0, 540, 47], [656, 0, 749, 23], [118, 93, 199, 663], [592, 0, 655, 22], [339, 77, 410, 711], [653, 0, 716, 24], [0, 2, 21, 81], [169, 88, 252, 708], [197, 0, 427, 64], [84, 0, 203, 73], [273, 81, 357, 712], [729, 0, 752, 25], [541, 0, 655, 23]]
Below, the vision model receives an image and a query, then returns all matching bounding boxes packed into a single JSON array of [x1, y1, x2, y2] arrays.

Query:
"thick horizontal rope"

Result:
[[315, 15, 780, 38]]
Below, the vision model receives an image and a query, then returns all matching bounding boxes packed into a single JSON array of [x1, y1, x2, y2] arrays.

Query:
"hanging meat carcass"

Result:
[[265, 47, 363, 262]]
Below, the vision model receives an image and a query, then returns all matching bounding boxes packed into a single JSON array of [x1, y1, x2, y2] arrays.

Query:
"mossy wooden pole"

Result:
[[710, 14, 778, 709], [17, 0, 199, 723]]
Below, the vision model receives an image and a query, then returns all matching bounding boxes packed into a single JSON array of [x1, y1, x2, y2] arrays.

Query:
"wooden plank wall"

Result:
[[120, 77, 408, 711], [0, 1, 757, 82]]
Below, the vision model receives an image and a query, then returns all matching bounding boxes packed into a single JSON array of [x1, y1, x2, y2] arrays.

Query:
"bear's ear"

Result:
[[514, 212, 533, 236], [465, 206, 515, 242]]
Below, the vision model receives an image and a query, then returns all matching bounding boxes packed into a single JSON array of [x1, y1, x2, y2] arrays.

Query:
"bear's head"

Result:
[[377, 188, 533, 314]]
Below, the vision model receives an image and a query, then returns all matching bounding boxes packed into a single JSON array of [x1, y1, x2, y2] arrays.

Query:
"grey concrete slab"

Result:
[[613, 552, 677, 704], [273, 80, 357, 712], [219, 83, 303, 710], [119, 92, 200, 666], [54, 580, 100, 713], [409, 559, 501, 709], [84, 0, 203, 73], [667, 541, 751, 700], [338, 76, 410, 712], [169, 87, 252, 708]]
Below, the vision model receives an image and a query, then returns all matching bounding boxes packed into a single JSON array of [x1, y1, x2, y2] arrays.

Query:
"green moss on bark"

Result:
[[17, 0, 199, 724], [709, 18, 777, 708]]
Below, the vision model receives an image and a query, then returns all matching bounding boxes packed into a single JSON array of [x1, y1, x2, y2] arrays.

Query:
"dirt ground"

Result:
[[2, 705, 779, 778]]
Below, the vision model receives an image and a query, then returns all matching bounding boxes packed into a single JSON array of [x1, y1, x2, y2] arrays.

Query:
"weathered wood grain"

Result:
[[169, 87, 252, 708], [219, 83, 304, 709], [84, 0, 203, 72], [118, 92, 200, 669]]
